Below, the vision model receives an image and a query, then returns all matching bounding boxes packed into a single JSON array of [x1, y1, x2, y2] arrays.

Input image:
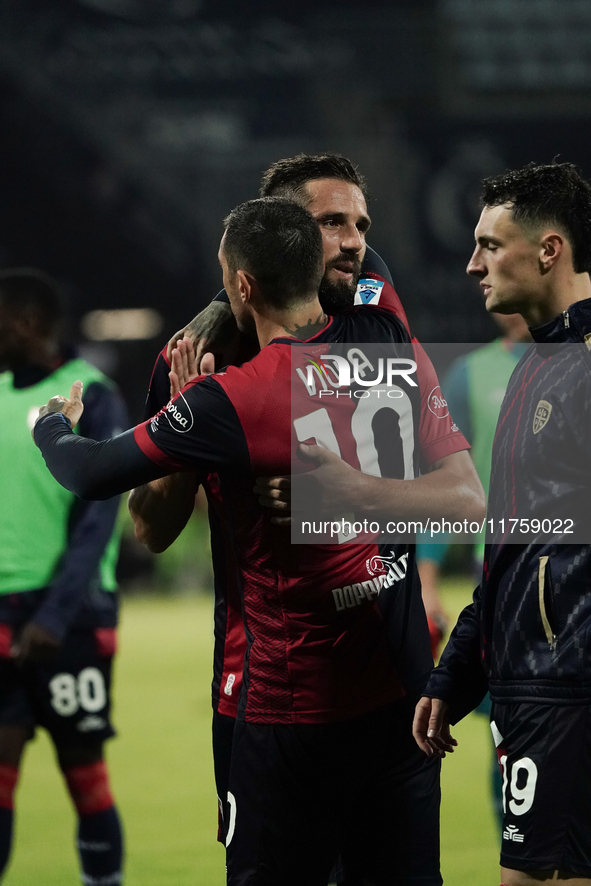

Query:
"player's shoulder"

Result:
[[211, 344, 286, 393], [356, 245, 410, 332]]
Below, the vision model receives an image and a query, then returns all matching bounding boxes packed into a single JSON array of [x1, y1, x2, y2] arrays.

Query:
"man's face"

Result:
[[466, 204, 543, 316], [301, 178, 371, 313]]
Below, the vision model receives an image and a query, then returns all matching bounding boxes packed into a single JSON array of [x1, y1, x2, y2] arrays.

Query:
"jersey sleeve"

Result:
[[356, 245, 410, 333], [413, 342, 470, 467], [134, 375, 250, 474], [423, 580, 489, 723]]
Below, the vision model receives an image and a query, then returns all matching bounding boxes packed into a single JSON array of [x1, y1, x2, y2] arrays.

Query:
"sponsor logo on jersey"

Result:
[[533, 399, 552, 434], [77, 715, 107, 732], [503, 825, 524, 843], [354, 278, 384, 306], [224, 674, 236, 696], [162, 392, 194, 433], [332, 574, 385, 611], [366, 551, 409, 587], [427, 386, 449, 418]]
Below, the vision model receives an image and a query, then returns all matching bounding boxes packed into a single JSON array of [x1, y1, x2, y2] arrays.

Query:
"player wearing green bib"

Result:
[[0, 270, 127, 884]]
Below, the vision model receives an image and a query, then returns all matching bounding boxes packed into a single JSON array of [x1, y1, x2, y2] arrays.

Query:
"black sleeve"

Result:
[[34, 377, 249, 500], [34, 414, 167, 500], [137, 376, 250, 472], [422, 584, 489, 724]]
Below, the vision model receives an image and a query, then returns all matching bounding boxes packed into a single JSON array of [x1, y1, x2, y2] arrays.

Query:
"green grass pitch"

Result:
[[4, 579, 500, 885]]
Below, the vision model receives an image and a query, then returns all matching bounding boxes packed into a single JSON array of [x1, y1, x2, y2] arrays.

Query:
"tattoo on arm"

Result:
[[282, 313, 328, 340]]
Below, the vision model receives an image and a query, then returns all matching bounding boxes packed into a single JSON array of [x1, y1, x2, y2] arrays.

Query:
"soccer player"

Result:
[[0, 270, 126, 884], [413, 161, 591, 886], [34, 197, 478, 885], [129, 153, 417, 846]]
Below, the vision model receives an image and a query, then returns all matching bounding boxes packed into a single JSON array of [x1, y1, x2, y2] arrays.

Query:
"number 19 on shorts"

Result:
[[499, 755, 538, 816]]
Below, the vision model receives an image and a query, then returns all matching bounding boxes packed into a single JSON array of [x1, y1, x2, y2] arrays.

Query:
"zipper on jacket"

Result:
[[563, 310, 570, 328], [538, 556, 557, 650]]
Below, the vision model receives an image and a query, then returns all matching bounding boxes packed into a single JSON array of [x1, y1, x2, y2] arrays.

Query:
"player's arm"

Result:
[[165, 289, 259, 370], [260, 445, 484, 525], [14, 382, 129, 664], [413, 581, 489, 756], [129, 338, 205, 552], [33, 375, 248, 501], [128, 473, 200, 553]]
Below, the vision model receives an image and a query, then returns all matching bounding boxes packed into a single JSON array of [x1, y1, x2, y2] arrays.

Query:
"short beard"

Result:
[[318, 276, 358, 314]]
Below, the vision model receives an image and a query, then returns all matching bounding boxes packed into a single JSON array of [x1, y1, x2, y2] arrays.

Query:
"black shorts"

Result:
[[0, 624, 117, 747], [491, 701, 591, 876], [226, 697, 442, 886], [212, 709, 235, 843]]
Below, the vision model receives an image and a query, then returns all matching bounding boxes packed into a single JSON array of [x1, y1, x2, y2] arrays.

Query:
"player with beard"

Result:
[[129, 154, 415, 849], [128, 156, 482, 871], [33, 197, 481, 885]]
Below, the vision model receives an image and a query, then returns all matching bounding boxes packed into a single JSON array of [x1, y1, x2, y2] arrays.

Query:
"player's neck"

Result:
[[524, 272, 591, 328], [255, 300, 329, 347]]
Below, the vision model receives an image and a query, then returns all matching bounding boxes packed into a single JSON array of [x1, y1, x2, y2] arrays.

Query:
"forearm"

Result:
[[423, 594, 489, 724], [345, 452, 485, 523], [128, 473, 200, 553], [34, 414, 166, 499]]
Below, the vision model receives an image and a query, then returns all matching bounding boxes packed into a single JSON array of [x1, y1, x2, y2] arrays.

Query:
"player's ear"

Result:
[[237, 269, 257, 305], [539, 232, 564, 275]]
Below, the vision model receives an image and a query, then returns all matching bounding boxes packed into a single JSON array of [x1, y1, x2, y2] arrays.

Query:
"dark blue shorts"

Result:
[[226, 696, 442, 886], [0, 624, 116, 747], [491, 701, 591, 877]]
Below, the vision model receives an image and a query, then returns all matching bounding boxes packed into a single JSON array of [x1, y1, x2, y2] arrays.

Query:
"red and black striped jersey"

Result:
[[134, 302, 468, 724]]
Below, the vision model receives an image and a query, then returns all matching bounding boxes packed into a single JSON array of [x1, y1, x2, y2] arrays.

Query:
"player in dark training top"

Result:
[[34, 198, 475, 885], [415, 162, 591, 886]]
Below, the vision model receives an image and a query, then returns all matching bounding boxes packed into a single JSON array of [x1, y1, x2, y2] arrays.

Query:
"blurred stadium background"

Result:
[[2, 0, 590, 882]]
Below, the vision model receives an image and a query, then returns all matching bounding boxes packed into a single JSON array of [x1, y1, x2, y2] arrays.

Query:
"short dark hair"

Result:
[[223, 197, 323, 309], [0, 268, 64, 329], [259, 152, 368, 204], [481, 162, 591, 273]]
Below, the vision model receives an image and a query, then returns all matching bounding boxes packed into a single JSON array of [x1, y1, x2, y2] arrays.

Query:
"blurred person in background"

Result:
[[415, 161, 591, 886], [416, 311, 531, 824], [0, 270, 126, 884]]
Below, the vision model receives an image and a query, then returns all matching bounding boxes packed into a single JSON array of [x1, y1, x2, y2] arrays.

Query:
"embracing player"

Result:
[[33, 197, 481, 885]]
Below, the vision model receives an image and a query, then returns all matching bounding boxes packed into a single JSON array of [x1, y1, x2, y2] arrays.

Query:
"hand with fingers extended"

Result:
[[33, 380, 85, 438], [11, 622, 61, 665], [166, 301, 241, 371], [168, 337, 206, 398], [412, 696, 457, 759]]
